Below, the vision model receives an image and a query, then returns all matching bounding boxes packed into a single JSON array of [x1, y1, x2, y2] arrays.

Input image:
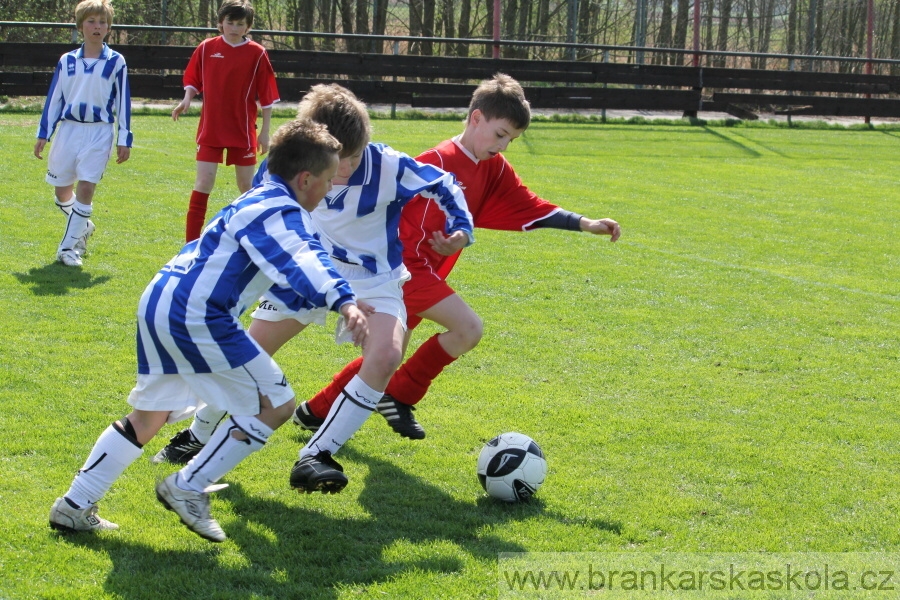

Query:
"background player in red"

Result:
[[296, 73, 622, 439], [172, 0, 280, 242]]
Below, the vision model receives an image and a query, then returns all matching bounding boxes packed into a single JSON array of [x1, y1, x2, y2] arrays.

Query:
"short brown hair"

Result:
[[75, 0, 114, 30], [297, 84, 371, 159], [267, 119, 342, 181], [217, 0, 254, 26], [468, 73, 531, 130]]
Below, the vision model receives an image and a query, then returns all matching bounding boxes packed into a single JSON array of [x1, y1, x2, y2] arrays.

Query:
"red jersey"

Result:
[[183, 36, 280, 150], [400, 137, 559, 280]]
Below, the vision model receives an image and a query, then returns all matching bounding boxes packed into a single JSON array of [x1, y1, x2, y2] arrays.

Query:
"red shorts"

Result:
[[402, 270, 456, 330], [196, 144, 257, 166]]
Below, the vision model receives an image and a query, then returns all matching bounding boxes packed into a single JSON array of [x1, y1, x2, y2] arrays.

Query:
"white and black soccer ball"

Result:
[[477, 432, 547, 502]]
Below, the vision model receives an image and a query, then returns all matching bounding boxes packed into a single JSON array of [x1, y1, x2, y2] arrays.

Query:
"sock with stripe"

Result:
[[55, 196, 76, 216], [58, 202, 92, 252], [179, 415, 271, 492], [64, 422, 144, 508], [300, 375, 381, 459]]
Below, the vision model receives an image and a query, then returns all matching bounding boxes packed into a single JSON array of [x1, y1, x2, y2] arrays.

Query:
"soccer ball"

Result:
[[477, 432, 547, 502]]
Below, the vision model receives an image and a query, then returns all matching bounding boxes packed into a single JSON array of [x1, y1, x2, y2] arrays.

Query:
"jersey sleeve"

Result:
[[114, 57, 133, 147], [36, 57, 66, 140], [475, 155, 559, 231], [255, 49, 280, 108], [182, 42, 205, 93]]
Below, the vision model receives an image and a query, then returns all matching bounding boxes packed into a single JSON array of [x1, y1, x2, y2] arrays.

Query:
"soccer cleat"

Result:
[[152, 429, 205, 465], [155, 474, 226, 543], [49, 497, 119, 533], [289, 451, 348, 494], [73, 219, 95, 257], [291, 401, 325, 432], [57, 249, 83, 267], [376, 394, 426, 439]]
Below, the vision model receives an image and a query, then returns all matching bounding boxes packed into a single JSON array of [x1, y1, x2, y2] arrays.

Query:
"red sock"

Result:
[[385, 334, 455, 405], [307, 357, 364, 417], [185, 190, 210, 242]]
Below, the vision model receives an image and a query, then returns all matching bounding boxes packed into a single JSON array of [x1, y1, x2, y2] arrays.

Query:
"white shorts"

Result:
[[252, 262, 410, 343], [45, 121, 114, 187], [127, 351, 295, 424]]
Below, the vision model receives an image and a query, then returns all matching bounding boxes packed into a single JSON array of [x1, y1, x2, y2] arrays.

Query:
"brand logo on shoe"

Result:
[[87, 515, 100, 526]]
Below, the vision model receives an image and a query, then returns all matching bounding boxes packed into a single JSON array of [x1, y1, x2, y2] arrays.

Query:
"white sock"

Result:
[[56, 196, 76, 216], [65, 424, 143, 507], [59, 203, 92, 252], [178, 415, 271, 492], [188, 404, 228, 444], [300, 375, 381, 459]]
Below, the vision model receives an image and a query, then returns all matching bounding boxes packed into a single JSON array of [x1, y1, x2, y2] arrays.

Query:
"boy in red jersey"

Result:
[[172, 0, 280, 242], [296, 73, 621, 439]]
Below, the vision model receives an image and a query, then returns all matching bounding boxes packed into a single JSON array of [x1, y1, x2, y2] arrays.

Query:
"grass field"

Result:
[[0, 111, 898, 599]]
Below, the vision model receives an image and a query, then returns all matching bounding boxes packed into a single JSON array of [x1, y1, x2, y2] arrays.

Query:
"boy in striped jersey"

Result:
[[154, 84, 474, 494], [299, 73, 621, 439], [48, 119, 369, 543], [34, 0, 133, 267], [172, 0, 280, 242]]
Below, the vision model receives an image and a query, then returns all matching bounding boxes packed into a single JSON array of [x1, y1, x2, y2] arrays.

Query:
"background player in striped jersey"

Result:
[[298, 73, 622, 439], [172, 0, 280, 242], [33, 0, 132, 267], [153, 84, 474, 493], [48, 119, 369, 543]]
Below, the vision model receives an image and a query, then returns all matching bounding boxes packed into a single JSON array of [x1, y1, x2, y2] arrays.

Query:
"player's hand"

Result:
[[428, 230, 468, 256], [34, 139, 47, 159], [116, 146, 131, 164], [172, 100, 189, 121], [584, 218, 621, 242], [340, 304, 369, 348], [257, 131, 270, 155]]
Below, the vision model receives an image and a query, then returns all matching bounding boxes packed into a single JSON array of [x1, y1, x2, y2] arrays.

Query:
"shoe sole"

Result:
[[155, 489, 225, 543], [290, 475, 348, 494]]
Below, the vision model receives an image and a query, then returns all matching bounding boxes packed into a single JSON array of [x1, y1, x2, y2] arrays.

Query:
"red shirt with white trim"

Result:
[[183, 36, 280, 150]]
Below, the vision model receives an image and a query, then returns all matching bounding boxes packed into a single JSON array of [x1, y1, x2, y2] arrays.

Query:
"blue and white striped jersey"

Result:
[[36, 43, 133, 147], [253, 142, 474, 274], [136, 176, 356, 375]]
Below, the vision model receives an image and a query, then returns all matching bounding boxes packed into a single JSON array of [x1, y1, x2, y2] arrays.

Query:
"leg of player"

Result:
[[152, 317, 309, 465], [289, 312, 404, 494], [380, 293, 483, 437], [57, 185, 95, 267], [235, 163, 256, 194], [157, 392, 295, 543], [49, 409, 170, 533], [185, 161, 218, 242]]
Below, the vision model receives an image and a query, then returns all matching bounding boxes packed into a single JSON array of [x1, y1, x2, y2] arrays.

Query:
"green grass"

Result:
[[1, 113, 898, 599]]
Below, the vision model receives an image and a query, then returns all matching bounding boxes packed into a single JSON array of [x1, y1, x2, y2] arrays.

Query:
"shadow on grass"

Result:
[[13, 262, 111, 295], [58, 449, 585, 599]]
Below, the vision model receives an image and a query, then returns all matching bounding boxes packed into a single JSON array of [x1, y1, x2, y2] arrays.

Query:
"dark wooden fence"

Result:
[[3, 42, 900, 119]]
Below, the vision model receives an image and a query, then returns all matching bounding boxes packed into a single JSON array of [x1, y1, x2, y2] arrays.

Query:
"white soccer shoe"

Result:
[[74, 219, 95, 257], [57, 249, 83, 267], [49, 497, 119, 532], [155, 473, 226, 543]]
